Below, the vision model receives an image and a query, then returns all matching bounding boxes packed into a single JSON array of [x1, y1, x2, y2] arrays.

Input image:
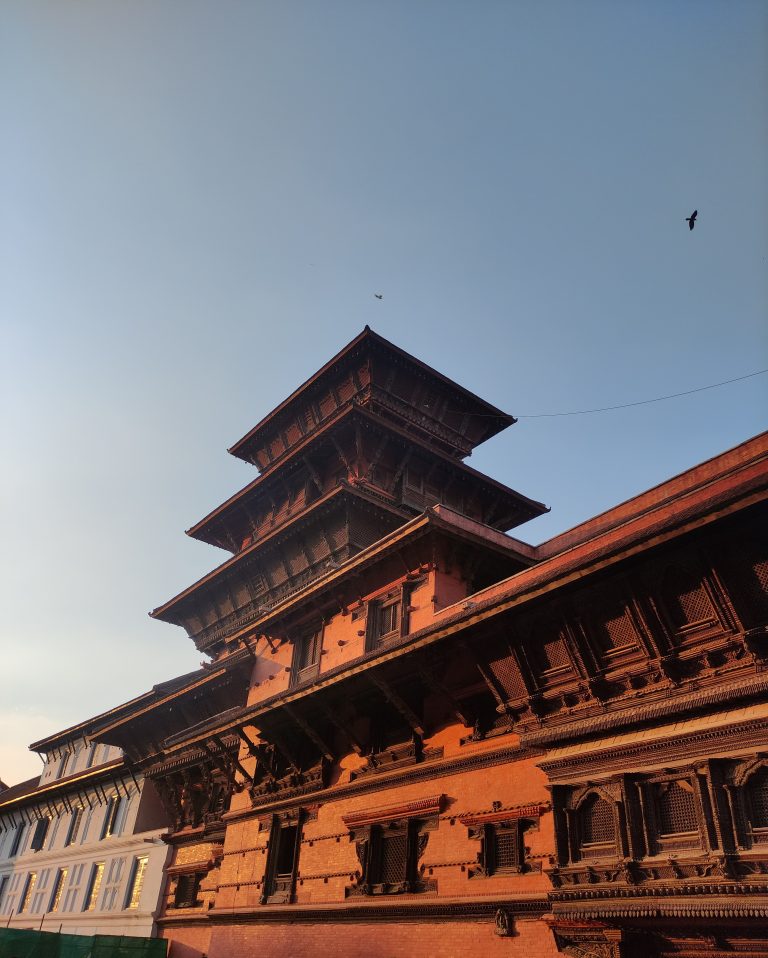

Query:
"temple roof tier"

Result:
[[227, 327, 515, 469], [187, 404, 547, 553], [152, 484, 413, 653]]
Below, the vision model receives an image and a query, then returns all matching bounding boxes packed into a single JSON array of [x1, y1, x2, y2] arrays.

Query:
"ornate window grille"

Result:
[[577, 794, 617, 859]]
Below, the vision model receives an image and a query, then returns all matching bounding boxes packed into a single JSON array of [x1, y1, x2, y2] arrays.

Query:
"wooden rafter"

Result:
[[368, 674, 424, 737], [282, 703, 334, 762], [458, 639, 507, 710], [331, 434, 353, 476], [393, 448, 413, 486], [303, 456, 324, 495], [318, 701, 364, 755], [212, 735, 253, 784], [417, 666, 472, 728]]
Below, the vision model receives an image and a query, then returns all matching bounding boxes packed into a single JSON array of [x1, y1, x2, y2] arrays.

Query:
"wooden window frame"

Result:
[[643, 773, 706, 855], [19, 872, 37, 913], [576, 792, 619, 862], [352, 816, 435, 896], [291, 627, 323, 686], [173, 872, 202, 909], [366, 586, 411, 651], [9, 823, 26, 857], [261, 811, 304, 904]]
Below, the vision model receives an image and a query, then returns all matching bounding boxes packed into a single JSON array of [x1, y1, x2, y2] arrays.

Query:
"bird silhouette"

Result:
[[374, 294, 383, 299], [686, 210, 698, 231]]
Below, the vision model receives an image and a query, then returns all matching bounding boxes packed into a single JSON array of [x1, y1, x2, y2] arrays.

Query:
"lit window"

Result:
[[49, 868, 68, 912], [19, 872, 37, 913], [83, 862, 104, 911], [65, 807, 83, 846], [101, 796, 123, 839], [125, 856, 148, 910]]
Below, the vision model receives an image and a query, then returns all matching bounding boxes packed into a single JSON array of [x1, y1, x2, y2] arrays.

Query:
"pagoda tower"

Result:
[[151, 326, 546, 659]]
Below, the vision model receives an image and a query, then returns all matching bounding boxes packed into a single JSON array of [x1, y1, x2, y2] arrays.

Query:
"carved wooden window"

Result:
[[655, 780, 698, 837], [367, 588, 409, 650], [354, 817, 432, 895], [292, 627, 323, 685], [591, 601, 640, 660], [173, 872, 202, 909], [745, 769, 768, 833], [577, 794, 617, 859], [526, 618, 573, 686], [483, 822, 524, 874], [659, 564, 719, 641], [262, 812, 303, 904]]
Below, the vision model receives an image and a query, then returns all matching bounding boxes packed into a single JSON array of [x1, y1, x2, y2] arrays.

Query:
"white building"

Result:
[[0, 687, 187, 937]]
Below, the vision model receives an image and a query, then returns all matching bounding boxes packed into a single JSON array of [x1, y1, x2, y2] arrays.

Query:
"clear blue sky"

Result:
[[1, 1, 766, 784]]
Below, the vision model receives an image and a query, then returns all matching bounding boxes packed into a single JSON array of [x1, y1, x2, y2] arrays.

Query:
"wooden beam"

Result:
[[282, 703, 335, 762], [392, 448, 412, 486], [368, 674, 425, 737], [303, 456, 324, 495], [458, 639, 507, 710], [331, 435, 353, 475], [212, 736, 253, 784], [319, 702, 364, 756], [418, 666, 472, 728]]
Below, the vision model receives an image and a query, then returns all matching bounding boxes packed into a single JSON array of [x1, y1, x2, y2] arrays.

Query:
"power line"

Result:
[[515, 368, 768, 418]]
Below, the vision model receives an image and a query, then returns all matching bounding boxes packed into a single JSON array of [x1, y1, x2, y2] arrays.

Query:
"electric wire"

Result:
[[441, 367, 768, 419], [516, 368, 768, 418]]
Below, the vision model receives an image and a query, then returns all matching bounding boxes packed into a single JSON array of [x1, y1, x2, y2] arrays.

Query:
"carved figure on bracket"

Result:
[[494, 907, 515, 937]]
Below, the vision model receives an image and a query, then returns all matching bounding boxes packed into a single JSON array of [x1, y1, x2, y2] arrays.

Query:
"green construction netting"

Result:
[[0, 927, 167, 958]]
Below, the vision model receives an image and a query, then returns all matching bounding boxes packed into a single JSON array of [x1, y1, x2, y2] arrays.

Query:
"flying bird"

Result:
[[686, 210, 698, 231], [374, 294, 383, 299]]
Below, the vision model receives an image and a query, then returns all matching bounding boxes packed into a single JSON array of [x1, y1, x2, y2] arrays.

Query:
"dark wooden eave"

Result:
[[187, 403, 547, 552], [227, 327, 515, 466], [155, 431, 768, 755]]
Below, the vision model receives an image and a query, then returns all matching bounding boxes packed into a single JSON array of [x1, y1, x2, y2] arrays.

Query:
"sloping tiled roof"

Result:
[[0, 775, 41, 805]]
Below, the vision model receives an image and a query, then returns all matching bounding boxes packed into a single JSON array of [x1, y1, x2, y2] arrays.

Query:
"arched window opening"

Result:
[[578, 793, 616, 859], [656, 780, 698, 836]]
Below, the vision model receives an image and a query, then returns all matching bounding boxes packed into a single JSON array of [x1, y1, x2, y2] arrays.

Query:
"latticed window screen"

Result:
[[378, 831, 408, 884], [747, 769, 768, 829], [174, 873, 201, 908], [595, 606, 638, 653], [579, 795, 616, 845], [656, 780, 698, 834], [662, 566, 716, 631], [487, 650, 526, 699], [488, 824, 520, 872]]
